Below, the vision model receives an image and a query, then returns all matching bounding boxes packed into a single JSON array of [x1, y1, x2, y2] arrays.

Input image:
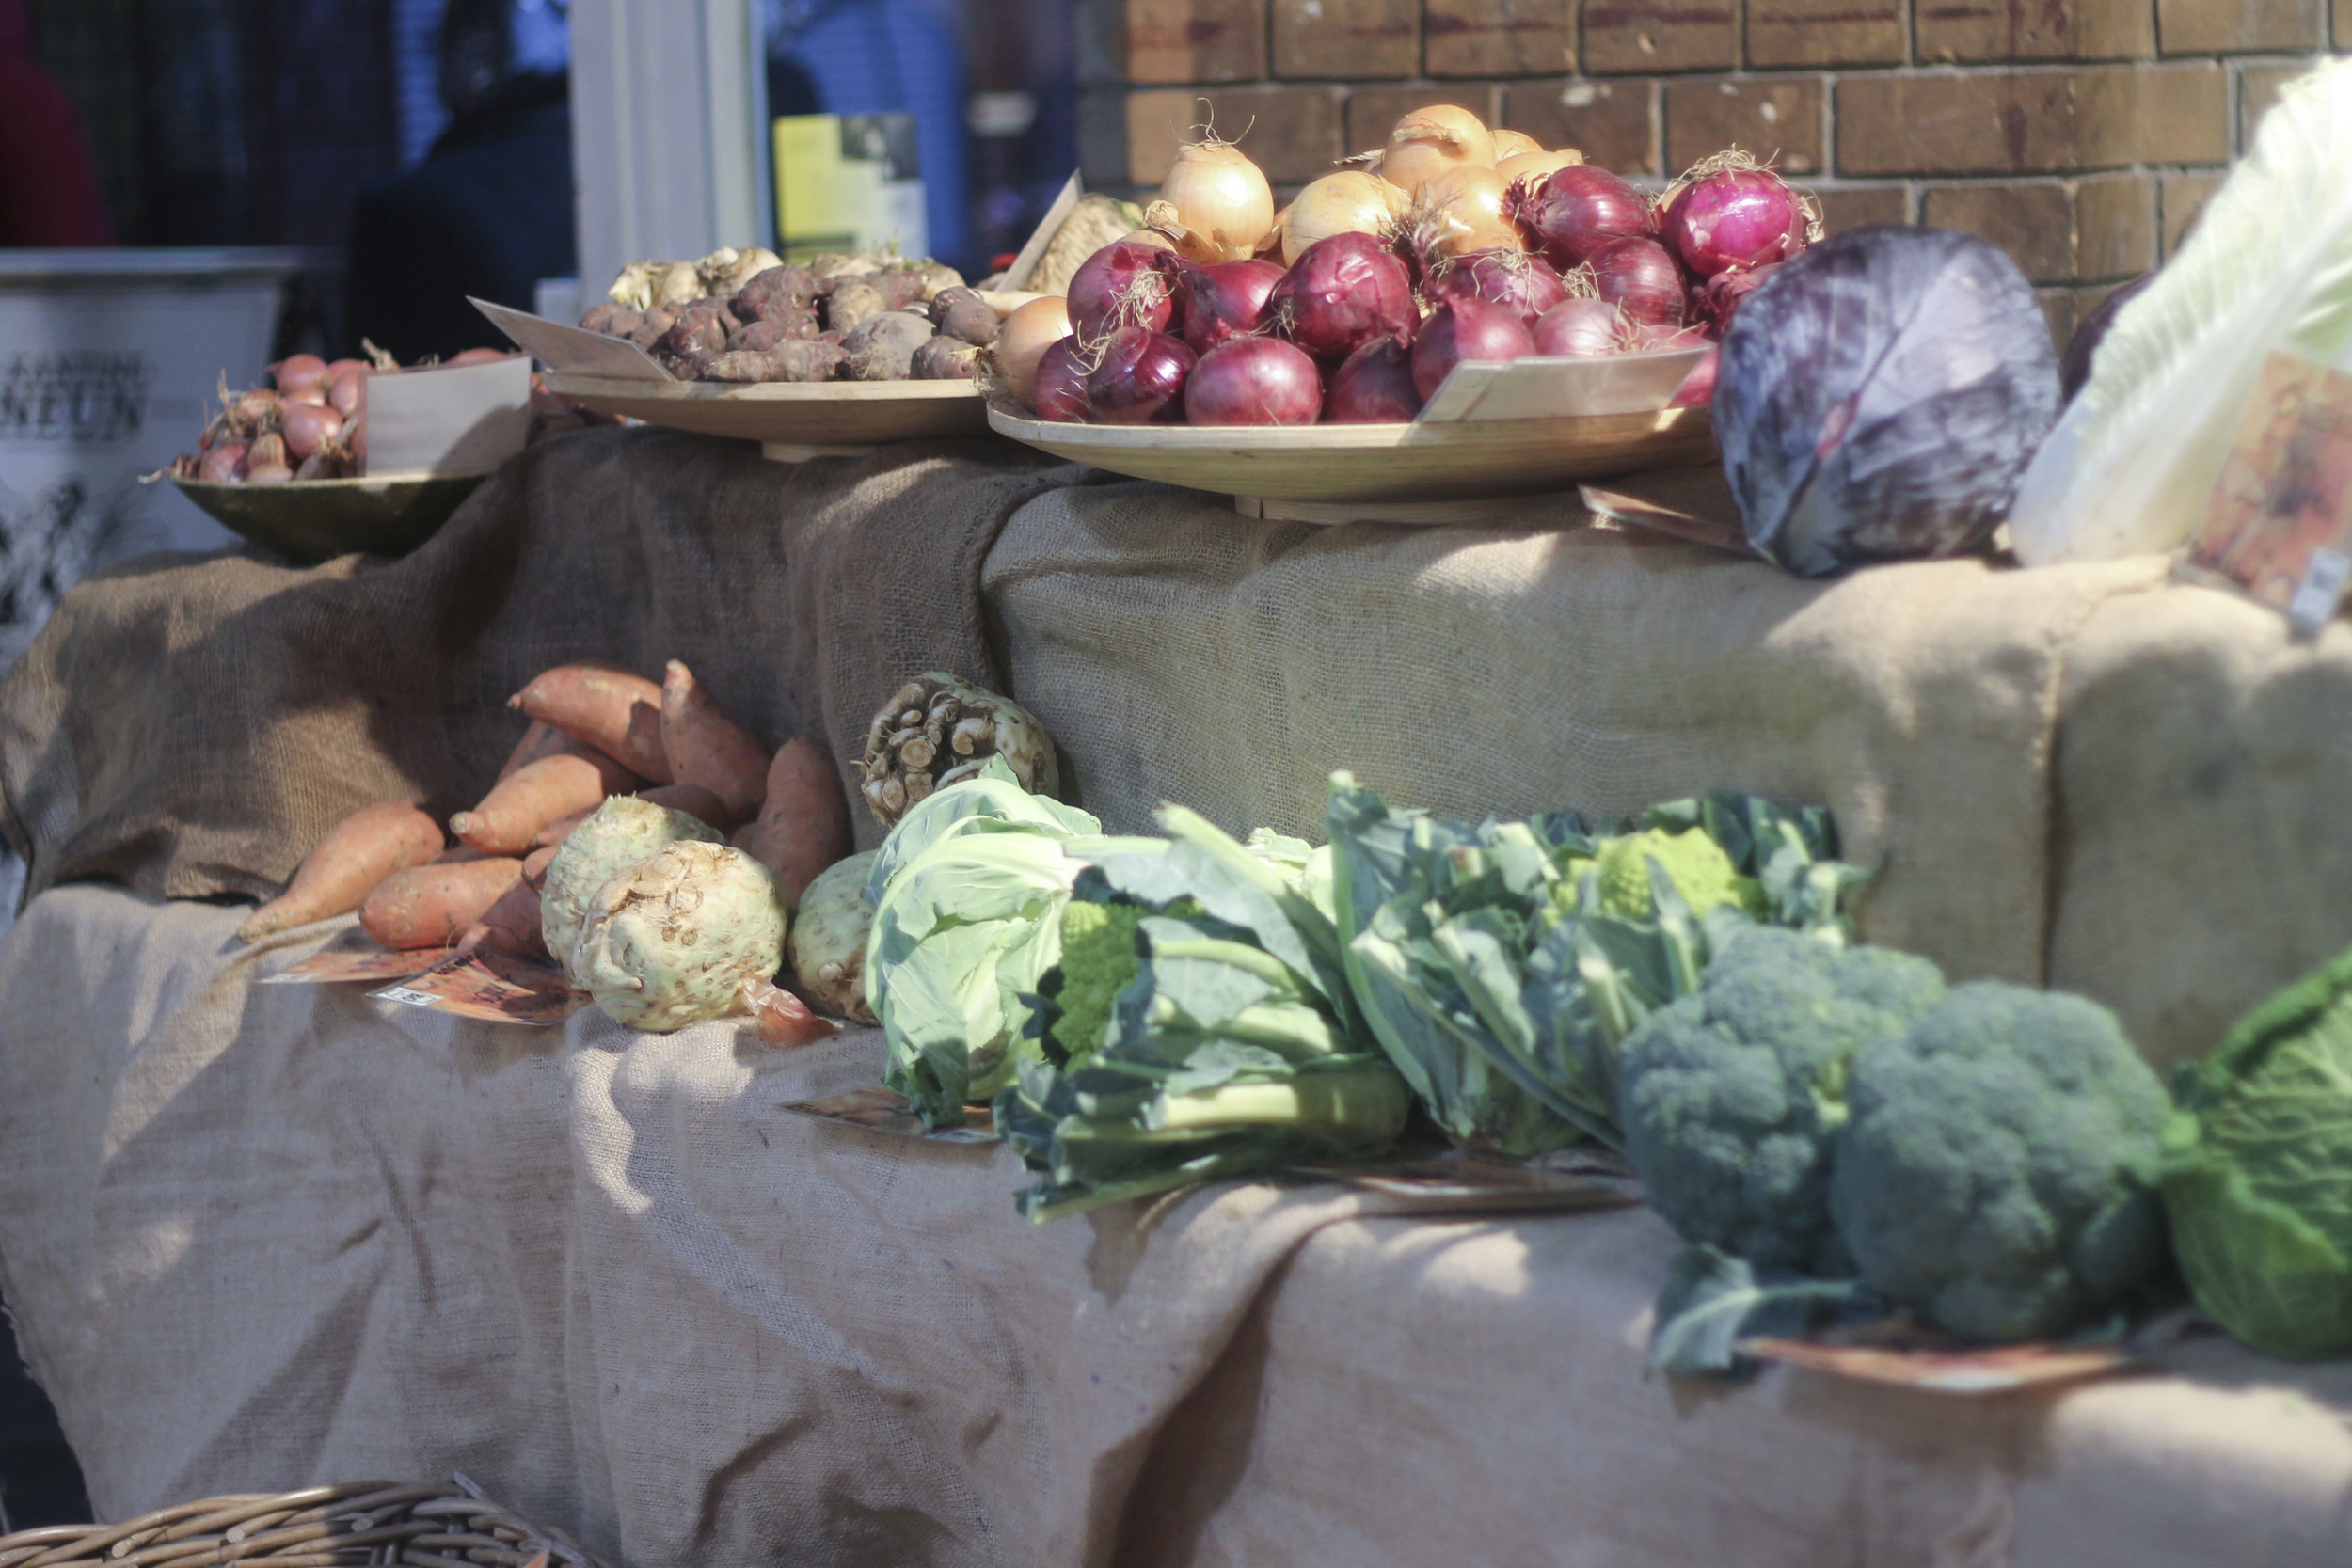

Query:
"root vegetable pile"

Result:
[[579, 245, 992, 385], [997, 110, 1820, 427]]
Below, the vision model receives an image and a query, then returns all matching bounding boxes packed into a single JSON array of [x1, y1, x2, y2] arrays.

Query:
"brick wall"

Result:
[[1073, 0, 2345, 340]]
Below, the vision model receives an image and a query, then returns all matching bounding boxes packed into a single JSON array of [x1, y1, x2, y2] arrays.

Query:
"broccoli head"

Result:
[[1829, 983, 2171, 1343], [1041, 899, 1149, 1069], [1591, 827, 1763, 923], [1617, 927, 1947, 1274]]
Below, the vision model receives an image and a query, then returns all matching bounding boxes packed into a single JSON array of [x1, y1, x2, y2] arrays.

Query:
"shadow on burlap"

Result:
[[0, 427, 1106, 907]]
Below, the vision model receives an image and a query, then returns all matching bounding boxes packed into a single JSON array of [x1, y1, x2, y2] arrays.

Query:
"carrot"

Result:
[[532, 806, 596, 849], [450, 751, 635, 855], [238, 800, 445, 943], [497, 718, 605, 781], [522, 845, 558, 887], [509, 663, 672, 783], [740, 736, 852, 911], [360, 857, 525, 950], [455, 879, 548, 961], [638, 782, 733, 826], [660, 660, 768, 818]]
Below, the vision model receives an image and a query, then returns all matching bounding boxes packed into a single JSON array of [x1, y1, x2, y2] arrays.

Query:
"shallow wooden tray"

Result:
[[986, 404, 1716, 520], [544, 374, 990, 451], [169, 471, 489, 562]]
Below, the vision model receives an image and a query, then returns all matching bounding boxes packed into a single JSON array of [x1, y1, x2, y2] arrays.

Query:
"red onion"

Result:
[[1069, 240, 1179, 340], [1518, 166, 1655, 271], [1326, 338, 1422, 422], [1660, 163, 1809, 279], [1667, 346, 1717, 408], [1180, 259, 1286, 355], [1085, 326, 1195, 424], [1428, 249, 1571, 324], [1266, 232, 1419, 361], [1032, 338, 1091, 421], [1186, 337, 1323, 425], [1588, 236, 1687, 328], [1410, 296, 1536, 401], [1634, 324, 1711, 351], [1692, 262, 1780, 334], [1532, 298, 1631, 358]]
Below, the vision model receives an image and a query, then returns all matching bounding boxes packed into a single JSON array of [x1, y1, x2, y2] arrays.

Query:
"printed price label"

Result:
[[2188, 350, 2352, 634], [373, 986, 439, 1007]]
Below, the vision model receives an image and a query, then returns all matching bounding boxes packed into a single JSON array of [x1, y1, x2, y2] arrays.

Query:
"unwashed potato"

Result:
[[841, 311, 934, 381]]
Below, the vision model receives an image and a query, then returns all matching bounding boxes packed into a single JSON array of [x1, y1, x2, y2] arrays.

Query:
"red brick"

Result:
[[1501, 77, 1659, 175], [1273, 0, 1419, 79], [2159, 169, 2223, 255], [1745, 0, 1904, 66], [2074, 171, 2154, 281], [1664, 77, 1824, 177], [1425, 0, 1574, 77], [2157, 0, 2322, 52], [1125, 0, 1268, 83], [1343, 85, 1505, 159], [1915, 0, 2153, 62], [1128, 87, 1347, 186], [1812, 184, 1911, 230], [2239, 61, 2317, 149], [1581, 0, 1737, 73], [1921, 182, 2075, 281], [2039, 287, 2077, 350], [1836, 66, 2227, 177], [2339, 0, 2352, 48]]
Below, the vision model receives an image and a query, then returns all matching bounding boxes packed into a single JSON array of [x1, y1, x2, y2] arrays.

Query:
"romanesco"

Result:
[[1043, 899, 1148, 1067], [1590, 827, 1763, 922]]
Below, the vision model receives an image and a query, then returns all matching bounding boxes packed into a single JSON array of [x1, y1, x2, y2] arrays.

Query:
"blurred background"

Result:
[[0, 0, 1078, 1532]]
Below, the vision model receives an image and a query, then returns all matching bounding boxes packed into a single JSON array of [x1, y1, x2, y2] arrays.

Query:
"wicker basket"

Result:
[[0, 1474, 616, 1568]]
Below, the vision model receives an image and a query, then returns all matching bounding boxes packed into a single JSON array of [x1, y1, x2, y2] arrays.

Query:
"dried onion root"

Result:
[[858, 673, 1060, 826]]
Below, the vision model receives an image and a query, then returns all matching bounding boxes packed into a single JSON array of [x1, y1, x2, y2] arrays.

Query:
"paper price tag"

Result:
[[2186, 349, 2352, 634], [373, 985, 440, 1007]]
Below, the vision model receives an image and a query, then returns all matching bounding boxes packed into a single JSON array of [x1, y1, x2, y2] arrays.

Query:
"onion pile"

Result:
[[1013, 109, 1813, 426], [168, 345, 399, 483]]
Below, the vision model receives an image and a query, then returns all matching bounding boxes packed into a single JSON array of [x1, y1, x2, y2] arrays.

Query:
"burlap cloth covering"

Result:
[[7, 436, 2352, 1565]]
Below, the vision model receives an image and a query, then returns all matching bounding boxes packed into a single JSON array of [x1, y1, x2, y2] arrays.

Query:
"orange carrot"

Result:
[[509, 663, 672, 783], [638, 782, 732, 825], [660, 660, 768, 819], [237, 801, 445, 943], [360, 858, 525, 950], [456, 879, 548, 960], [450, 751, 635, 855], [740, 736, 852, 911]]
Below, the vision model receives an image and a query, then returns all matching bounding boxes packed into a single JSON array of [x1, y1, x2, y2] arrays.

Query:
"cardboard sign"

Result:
[[779, 1085, 1001, 1144], [470, 297, 675, 382], [2185, 348, 2352, 635], [259, 929, 452, 986], [368, 947, 585, 1027], [359, 354, 534, 477]]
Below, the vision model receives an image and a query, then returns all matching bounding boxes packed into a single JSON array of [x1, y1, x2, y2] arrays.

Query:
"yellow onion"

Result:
[[1382, 104, 1497, 196], [1491, 128, 1544, 161], [1408, 165, 1525, 265], [1280, 171, 1411, 265], [1155, 138, 1276, 261], [992, 295, 1073, 408], [1140, 200, 1227, 264], [1497, 148, 1585, 188], [1117, 227, 1182, 256]]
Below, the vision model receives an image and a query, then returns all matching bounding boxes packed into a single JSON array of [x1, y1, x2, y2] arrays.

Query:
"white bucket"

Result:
[[0, 248, 308, 670]]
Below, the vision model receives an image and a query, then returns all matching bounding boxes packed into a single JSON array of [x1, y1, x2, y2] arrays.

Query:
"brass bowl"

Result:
[[169, 471, 491, 563]]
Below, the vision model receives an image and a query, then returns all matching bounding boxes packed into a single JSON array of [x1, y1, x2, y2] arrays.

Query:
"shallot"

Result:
[[280, 401, 345, 461], [1517, 165, 1655, 270], [1180, 259, 1285, 354], [273, 354, 329, 395], [1185, 337, 1322, 425], [1326, 338, 1422, 422], [1084, 326, 1194, 424], [1266, 232, 1419, 360], [1411, 296, 1535, 400]]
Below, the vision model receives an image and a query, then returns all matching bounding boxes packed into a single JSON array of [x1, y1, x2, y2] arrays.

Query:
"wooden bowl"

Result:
[[169, 471, 490, 562], [543, 374, 990, 451]]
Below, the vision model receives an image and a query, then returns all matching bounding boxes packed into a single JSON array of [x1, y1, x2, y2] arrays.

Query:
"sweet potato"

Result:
[[450, 751, 635, 855], [509, 662, 672, 782], [237, 800, 444, 943], [522, 845, 558, 887], [456, 879, 548, 961], [739, 735, 852, 911], [660, 661, 768, 819], [532, 806, 596, 849], [497, 719, 605, 782], [638, 782, 736, 826], [360, 857, 525, 950]]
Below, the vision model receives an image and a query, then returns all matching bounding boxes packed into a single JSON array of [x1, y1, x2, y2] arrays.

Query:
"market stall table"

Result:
[[5, 428, 2352, 1566]]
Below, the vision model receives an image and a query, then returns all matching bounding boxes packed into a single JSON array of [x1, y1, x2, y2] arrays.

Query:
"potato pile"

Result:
[[579, 245, 999, 385], [237, 660, 855, 1037]]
